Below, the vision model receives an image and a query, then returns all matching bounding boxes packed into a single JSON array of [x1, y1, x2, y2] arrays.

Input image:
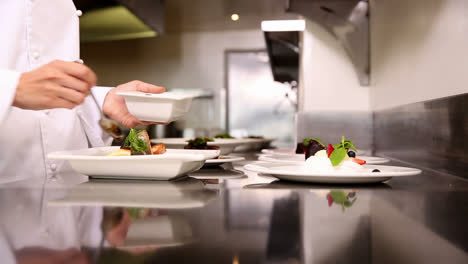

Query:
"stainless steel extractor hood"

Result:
[[287, 0, 370, 85], [73, 0, 165, 42]]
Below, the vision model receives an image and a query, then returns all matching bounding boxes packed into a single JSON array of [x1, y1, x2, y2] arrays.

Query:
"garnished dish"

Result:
[[214, 133, 235, 139], [293, 136, 369, 171], [48, 132, 221, 180], [246, 135, 264, 139], [303, 136, 368, 172], [184, 137, 220, 150], [107, 129, 166, 156], [151, 137, 247, 155]]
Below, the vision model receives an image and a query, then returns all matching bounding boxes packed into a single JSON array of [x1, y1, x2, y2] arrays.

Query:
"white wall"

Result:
[[81, 29, 265, 130], [81, 29, 265, 89], [300, 19, 370, 112], [370, 0, 468, 110]]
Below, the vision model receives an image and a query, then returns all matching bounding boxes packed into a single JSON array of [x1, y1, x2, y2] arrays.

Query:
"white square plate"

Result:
[[117, 91, 197, 123], [48, 147, 220, 180]]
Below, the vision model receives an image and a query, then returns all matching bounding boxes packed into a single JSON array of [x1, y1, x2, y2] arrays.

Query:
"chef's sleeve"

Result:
[[0, 69, 21, 125], [76, 86, 114, 147]]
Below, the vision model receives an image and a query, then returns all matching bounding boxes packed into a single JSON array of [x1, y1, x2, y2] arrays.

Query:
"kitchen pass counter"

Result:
[[0, 154, 467, 264]]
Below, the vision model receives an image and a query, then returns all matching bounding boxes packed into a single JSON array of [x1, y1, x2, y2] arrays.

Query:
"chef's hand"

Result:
[[103, 80, 166, 128], [13, 60, 97, 110]]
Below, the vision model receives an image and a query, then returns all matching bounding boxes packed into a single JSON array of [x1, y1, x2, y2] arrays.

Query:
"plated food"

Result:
[[289, 136, 388, 170], [245, 136, 420, 184], [151, 137, 248, 155], [183, 137, 220, 150], [214, 133, 235, 139], [244, 162, 421, 184], [107, 129, 167, 156], [48, 130, 220, 180]]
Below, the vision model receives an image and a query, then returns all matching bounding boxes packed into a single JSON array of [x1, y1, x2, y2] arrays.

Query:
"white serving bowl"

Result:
[[117, 91, 196, 123]]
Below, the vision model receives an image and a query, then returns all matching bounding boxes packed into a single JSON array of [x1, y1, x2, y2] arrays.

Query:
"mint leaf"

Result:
[[330, 147, 347, 166], [333, 137, 358, 152]]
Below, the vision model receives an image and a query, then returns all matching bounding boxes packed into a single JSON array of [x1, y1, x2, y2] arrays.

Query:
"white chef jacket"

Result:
[[0, 0, 112, 183]]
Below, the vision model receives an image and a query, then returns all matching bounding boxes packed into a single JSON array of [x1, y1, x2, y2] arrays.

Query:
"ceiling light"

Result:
[[231, 14, 240, 21], [261, 20, 305, 32]]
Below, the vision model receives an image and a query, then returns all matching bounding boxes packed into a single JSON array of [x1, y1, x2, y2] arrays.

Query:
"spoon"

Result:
[[74, 60, 124, 142]]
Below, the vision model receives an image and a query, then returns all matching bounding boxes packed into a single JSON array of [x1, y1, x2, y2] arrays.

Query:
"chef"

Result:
[[0, 0, 164, 183]]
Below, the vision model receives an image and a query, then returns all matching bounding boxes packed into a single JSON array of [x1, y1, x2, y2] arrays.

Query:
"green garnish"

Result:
[[122, 129, 149, 154], [329, 136, 357, 166], [214, 133, 234, 139], [333, 136, 357, 152], [303, 137, 326, 147], [330, 147, 347, 166], [187, 137, 214, 147]]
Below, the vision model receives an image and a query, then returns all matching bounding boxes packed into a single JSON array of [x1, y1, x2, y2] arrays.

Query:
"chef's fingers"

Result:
[[53, 85, 87, 105], [133, 81, 165, 94], [55, 73, 91, 94], [51, 97, 79, 109], [50, 60, 98, 87]]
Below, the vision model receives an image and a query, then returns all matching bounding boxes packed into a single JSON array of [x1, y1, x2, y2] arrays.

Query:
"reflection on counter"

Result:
[[48, 177, 218, 209]]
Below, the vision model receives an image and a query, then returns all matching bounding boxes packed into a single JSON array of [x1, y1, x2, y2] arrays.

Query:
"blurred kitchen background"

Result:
[[76, 0, 467, 176]]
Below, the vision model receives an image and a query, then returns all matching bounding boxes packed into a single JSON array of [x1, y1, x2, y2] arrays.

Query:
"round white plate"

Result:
[[204, 156, 245, 167], [258, 154, 390, 165], [244, 163, 421, 184], [151, 138, 251, 155], [234, 138, 275, 151]]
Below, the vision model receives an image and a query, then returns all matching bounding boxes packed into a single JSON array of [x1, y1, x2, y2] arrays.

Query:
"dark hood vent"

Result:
[[264, 30, 300, 84], [287, 0, 370, 85], [73, 0, 164, 42]]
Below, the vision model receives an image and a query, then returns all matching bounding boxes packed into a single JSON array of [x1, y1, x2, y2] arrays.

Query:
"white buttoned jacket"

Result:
[[0, 0, 112, 182]]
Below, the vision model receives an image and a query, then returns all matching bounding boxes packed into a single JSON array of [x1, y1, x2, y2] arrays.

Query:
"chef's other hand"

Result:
[[103, 80, 165, 128], [13, 60, 97, 110]]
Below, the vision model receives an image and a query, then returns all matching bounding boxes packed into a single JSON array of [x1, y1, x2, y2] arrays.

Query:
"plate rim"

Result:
[[244, 163, 422, 178], [116, 91, 197, 100], [205, 156, 245, 164], [47, 146, 218, 161]]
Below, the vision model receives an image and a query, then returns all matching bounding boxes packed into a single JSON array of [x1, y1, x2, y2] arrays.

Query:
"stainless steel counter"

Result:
[[1, 153, 467, 264]]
